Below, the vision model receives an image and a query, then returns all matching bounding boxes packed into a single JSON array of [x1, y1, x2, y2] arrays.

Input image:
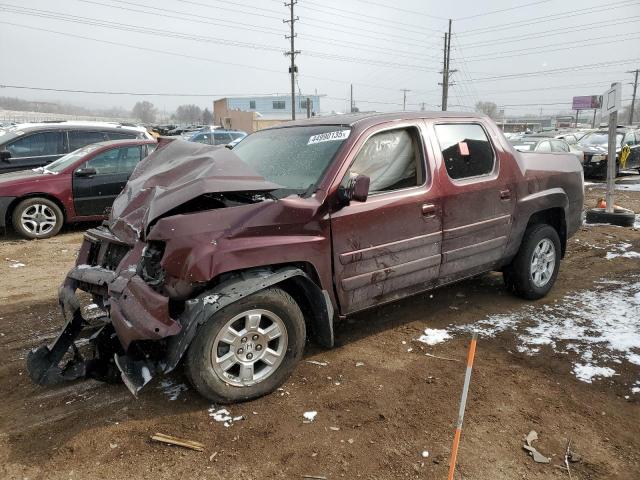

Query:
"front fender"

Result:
[[163, 266, 334, 372]]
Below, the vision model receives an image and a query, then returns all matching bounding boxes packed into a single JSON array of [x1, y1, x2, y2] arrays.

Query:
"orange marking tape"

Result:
[[447, 332, 478, 480]]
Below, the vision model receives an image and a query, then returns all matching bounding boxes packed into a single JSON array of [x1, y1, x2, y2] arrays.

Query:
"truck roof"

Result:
[[278, 111, 488, 130]]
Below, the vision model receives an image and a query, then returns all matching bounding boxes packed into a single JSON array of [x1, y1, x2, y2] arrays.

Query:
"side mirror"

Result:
[[0, 150, 11, 162], [338, 174, 370, 205], [74, 167, 97, 177]]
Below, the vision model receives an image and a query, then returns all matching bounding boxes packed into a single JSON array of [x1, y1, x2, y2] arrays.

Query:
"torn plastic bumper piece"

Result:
[[114, 353, 161, 396], [27, 308, 87, 385]]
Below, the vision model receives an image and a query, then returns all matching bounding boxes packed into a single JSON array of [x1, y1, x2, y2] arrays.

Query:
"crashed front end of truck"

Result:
[[26, 139, 334, 397]]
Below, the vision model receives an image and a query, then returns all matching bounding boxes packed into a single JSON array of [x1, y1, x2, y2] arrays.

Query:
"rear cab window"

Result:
[[434, 123, 495, 180]]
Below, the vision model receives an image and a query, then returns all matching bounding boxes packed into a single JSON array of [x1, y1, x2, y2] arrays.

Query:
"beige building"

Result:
[[213, 94, 321, 133]]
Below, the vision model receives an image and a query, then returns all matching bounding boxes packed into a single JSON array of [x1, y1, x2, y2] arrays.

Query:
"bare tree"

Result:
[[475, 101, 499, 120], [202, 108, 213, 125], [175, 104, 203, 124], [132, 101, 157, 123]]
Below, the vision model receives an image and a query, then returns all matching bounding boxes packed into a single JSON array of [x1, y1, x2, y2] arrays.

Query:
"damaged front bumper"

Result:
[[27, 228, 182, 395]]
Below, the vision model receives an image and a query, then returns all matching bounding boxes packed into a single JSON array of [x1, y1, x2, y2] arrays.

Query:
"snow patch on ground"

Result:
[[448, 279, 640, 390], [208, 407, 244, 427], [158, 379, 188, 401], [573, 364, 616, 383], [303, 411, 317, 422], [417, 328, 451, 345], [606, 243, 640, 260]]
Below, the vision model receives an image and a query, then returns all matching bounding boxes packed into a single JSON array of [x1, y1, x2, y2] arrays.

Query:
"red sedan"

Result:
[[0, 139, 156, 239]]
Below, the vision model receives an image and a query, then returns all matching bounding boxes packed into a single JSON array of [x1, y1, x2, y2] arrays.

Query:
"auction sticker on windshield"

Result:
[[308, 130, 350, 145]]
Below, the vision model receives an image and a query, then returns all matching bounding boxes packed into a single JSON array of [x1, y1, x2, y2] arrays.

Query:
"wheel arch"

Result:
[[7, 193, 67, 226], [525, 207, 567, 257], [163, 264, 334, 373]]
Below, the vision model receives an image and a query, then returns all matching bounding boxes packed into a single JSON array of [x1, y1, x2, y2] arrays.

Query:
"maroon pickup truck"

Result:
[[28, 112, 584, 403]]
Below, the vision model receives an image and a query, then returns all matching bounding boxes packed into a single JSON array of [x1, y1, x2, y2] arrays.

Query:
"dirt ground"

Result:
[[1, 184, 639, 480]]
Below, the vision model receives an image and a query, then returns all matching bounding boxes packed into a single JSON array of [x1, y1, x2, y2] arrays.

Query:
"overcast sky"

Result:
[[1, 0, 639, 117]]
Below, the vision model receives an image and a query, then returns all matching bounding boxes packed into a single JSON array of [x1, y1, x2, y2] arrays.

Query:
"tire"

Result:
[[503, 224, 561, 300], [11, 197, 64, 239], [185, 287, 306, 403], [585, 207, 635, 227]]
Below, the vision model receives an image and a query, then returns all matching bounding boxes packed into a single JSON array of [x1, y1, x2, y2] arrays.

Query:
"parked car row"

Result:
[[507, 126, 640, 178]]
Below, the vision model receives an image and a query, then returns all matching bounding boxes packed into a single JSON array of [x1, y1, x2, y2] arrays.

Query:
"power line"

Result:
[[463, 58, 640, 83], [457, 0, 639, 36], [457, 32, 640, 63], [345, 0, 447, 21], [457, 16, 640, 49], [75, 0, 433, 59], [0, 5, 439, 71], [0, 84, 283, 97], [300, 0, 443, 35], [0, 20, 438, 97], [455, 0, 552, 21]]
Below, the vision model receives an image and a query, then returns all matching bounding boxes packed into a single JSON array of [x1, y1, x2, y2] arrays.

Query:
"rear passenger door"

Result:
[[432, 122, 515, 282], [330, 124, 443, 314], [73, 145, 143, 216], [68, 131, 108, 152]]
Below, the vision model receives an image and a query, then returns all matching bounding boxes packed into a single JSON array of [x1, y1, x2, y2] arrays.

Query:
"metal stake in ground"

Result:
[[447, 332, 478, 480]]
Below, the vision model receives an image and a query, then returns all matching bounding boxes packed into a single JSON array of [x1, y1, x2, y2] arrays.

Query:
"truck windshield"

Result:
[[232, 126, 351, 192]]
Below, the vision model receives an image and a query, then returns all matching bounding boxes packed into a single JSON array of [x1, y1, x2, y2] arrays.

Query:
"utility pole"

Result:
[[439, 19, 456, 111], [350, 83, 354, 113], [627, 69, 639, 124], [284, 1, 299, 121], [401, 89, 411, 110], [306, 97, 311, 118]]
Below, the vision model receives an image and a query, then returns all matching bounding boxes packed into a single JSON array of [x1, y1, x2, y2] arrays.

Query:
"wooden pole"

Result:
[[447, 333, 478, 480]]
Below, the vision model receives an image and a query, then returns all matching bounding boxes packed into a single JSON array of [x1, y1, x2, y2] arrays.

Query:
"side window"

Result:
[[6, 131, 65, 158], [213, 132, 232, 145], [343, 128, 424, 194], [68, 131, 108, 151], [536, 141, 552, 152], [146, 144, 157, 156], [434, 123, 495, 180], [83, 146, 142, 175]]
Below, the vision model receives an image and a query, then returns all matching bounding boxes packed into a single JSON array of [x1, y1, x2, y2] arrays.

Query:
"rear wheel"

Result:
[[504, 224, 561, 300], [185, 287, 306, 403], [11, 197, 64, 239]]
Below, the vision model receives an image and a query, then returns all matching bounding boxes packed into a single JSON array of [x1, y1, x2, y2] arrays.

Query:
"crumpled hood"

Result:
[[108, 140, 282, 243]]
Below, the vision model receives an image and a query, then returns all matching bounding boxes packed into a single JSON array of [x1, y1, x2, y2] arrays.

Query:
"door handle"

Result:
[[422, 203, 437, 217], [500, 189, 511, 200]]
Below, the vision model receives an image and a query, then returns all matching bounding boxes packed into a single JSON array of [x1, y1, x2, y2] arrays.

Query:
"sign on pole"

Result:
[[602, 83, 621, 214], [601, 83, 621, 116], [571, 95, 601, 110]]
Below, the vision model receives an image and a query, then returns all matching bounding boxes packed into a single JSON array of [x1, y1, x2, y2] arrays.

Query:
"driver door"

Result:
[[330, 124, 443, 314], [73, 145, 142, 216]]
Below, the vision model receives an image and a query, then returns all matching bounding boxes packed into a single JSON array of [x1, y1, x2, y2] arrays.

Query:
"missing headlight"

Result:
[[137, 241, 166, 288]]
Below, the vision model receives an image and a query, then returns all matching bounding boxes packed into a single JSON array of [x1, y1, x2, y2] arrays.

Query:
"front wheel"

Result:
[[12, 197, 64, 239], [185, 287, 306, 403], [503, 224, 561, 300]]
